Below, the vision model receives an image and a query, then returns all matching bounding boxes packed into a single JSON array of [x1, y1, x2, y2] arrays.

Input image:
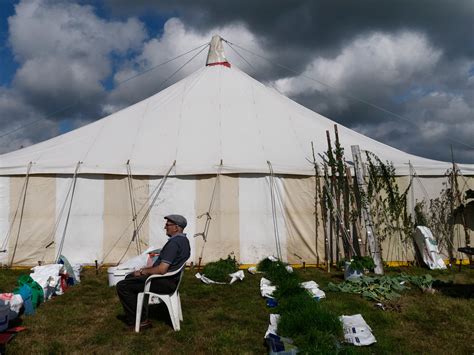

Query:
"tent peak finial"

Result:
[[206, 35, 231, 68]]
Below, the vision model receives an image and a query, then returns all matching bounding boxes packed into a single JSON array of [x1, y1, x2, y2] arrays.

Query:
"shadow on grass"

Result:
[[433, 280, 474, 299]]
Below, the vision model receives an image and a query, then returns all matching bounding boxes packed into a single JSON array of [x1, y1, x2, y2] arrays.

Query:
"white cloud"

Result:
[[0, 0, 148, 153], [274, 31, 442, 102], [104, 17, 264, 114], [8, 0, 147, 111]]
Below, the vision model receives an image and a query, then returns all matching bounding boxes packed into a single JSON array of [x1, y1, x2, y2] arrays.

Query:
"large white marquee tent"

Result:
[[1, 36, 472, 266]]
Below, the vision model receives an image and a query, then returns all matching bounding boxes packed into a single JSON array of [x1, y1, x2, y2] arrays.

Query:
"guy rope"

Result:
[[195, 160, 223, 269]]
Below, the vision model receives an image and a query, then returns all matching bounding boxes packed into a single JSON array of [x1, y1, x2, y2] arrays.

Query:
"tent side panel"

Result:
[[55, 175, 104, 265], [8, 176, 56, 265], [239, 175, 287, 264], [282, 176, 322, 264], [102, 176, 149, 264], [404, 175, 473, 262], [149, 176, 197, 263], [0, 177, 10, 265], [378, 176, 416, 262], [195, 175, 240, 263], [453, 175, 473, 259]]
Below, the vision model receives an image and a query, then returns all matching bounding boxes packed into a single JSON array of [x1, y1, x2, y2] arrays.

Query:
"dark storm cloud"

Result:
[[105, 0, 474, 63], [1, 0, 472, 163], [99, 0, 474, 163]]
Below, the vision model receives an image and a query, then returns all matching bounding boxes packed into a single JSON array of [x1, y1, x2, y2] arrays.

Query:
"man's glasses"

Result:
[[165, 223, 176, 227]]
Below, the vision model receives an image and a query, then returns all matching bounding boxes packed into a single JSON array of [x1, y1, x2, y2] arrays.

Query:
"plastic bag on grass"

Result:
[[195, 270, 245, 284], [260, 277, 276, 298], [300, 280, 326, 299], [340, 314, 376, 346]]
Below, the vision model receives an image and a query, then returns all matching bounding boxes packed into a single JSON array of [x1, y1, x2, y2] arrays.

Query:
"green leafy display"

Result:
[[202, 255, 239, 282], [258, 258, 344, 353], [327, 273, 434, 302], [347, 256, 375, 271]]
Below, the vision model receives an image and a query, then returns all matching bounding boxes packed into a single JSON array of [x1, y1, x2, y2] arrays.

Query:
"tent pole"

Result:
[[267, 161, 282, 260], [8, 162, 32, 267], [126, 160, 141, 255], [130, 160, 176, 243], [451, 148, 472, 264], [195, 160, 223, 270], [55, 161, 82, 263]]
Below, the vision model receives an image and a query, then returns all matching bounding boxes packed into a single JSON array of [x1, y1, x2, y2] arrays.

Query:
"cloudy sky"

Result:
[[0, 0, 472, 163]]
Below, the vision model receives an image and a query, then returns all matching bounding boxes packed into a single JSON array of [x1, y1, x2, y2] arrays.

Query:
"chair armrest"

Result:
[[144, 263, 186, 287]]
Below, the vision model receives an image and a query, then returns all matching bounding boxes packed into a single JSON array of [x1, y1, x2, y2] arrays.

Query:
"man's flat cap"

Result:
[[165, 214, 187, 228]]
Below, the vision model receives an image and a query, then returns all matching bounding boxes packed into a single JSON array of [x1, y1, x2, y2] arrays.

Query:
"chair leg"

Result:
[[162, 297, 180, 331], [170, 296, 181, 331], [135, 293, 144, 333], [177, 293, 183, 322]]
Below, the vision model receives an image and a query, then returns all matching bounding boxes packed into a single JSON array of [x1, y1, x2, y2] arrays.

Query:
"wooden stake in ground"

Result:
[[345, 165, 364, 256], [334, 125, 353, 259], [311, 142, 321, 266], [451, 147, 472, 265], [326, 130, 341, 264], [351, 145, 384, 275], [322, 163, 331, 272]]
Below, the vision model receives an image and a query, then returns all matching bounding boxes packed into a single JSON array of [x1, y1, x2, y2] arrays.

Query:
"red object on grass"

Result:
[[60, 273, 69, 292], [5, 326, 27, 333], [0, 332, 15, 345]]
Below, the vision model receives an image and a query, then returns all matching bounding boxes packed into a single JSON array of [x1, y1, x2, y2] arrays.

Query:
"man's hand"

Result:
[[133, 263, 170, 278]]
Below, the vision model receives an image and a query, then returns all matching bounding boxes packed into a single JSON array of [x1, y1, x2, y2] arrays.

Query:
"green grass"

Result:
[[0, 265, 472, 354]]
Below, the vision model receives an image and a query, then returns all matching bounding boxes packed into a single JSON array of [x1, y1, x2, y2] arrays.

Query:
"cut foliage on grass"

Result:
[[259, 258, 346, 353], [327, 273, 435, 302], [201, 255, 239, 282], [1, 266, 472, 354]]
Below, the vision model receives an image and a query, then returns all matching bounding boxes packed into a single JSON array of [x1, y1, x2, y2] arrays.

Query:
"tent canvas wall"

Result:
[[0, 36, 472, 266]]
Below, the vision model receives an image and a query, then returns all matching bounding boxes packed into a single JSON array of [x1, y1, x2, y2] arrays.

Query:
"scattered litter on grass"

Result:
[[195, 270, 245, 285], [199, 256, 239, 283], [195, 273, 226, 284], [300, 281, 326, 300], [327, 274, 434, 302], [264, 314, 298, 354], [247, 266, 260, 274], [0, 259, 82, 334], [264, 314, 280, 338], [230, 270, 245, 284], [260, 277, 276, 298], [340, 314, 376, 346], [266, 298, 278, 307]]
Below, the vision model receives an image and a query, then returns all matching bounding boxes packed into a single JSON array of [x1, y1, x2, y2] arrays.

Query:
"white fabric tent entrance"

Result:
[[0, 35, 472, 266]]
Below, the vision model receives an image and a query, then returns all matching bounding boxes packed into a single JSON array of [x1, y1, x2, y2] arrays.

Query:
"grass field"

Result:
[[1, 265, 473, 354]]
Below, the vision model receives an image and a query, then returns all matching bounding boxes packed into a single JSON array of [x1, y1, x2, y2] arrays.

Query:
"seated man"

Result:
[[116, 214, 190, 329]]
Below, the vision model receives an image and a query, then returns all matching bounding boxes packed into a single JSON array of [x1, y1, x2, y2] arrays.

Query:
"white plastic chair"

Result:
[[135, 263, 186, 332]]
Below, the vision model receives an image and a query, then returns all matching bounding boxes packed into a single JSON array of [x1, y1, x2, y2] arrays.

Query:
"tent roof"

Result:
[[0, 39, 472, 176]]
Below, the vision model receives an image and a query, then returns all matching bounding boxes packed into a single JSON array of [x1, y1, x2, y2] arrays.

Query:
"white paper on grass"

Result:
[[260, 277, 276, 298], [229, 270, 245, 284], [264, 313, 281, 338], [195, 270, 245, 284], [300, 280, 326, 299], [72, 264, 83, 282], [247, 266, 262, 274], [340, 314, 376, 346], [195, 273, 226, 284]]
